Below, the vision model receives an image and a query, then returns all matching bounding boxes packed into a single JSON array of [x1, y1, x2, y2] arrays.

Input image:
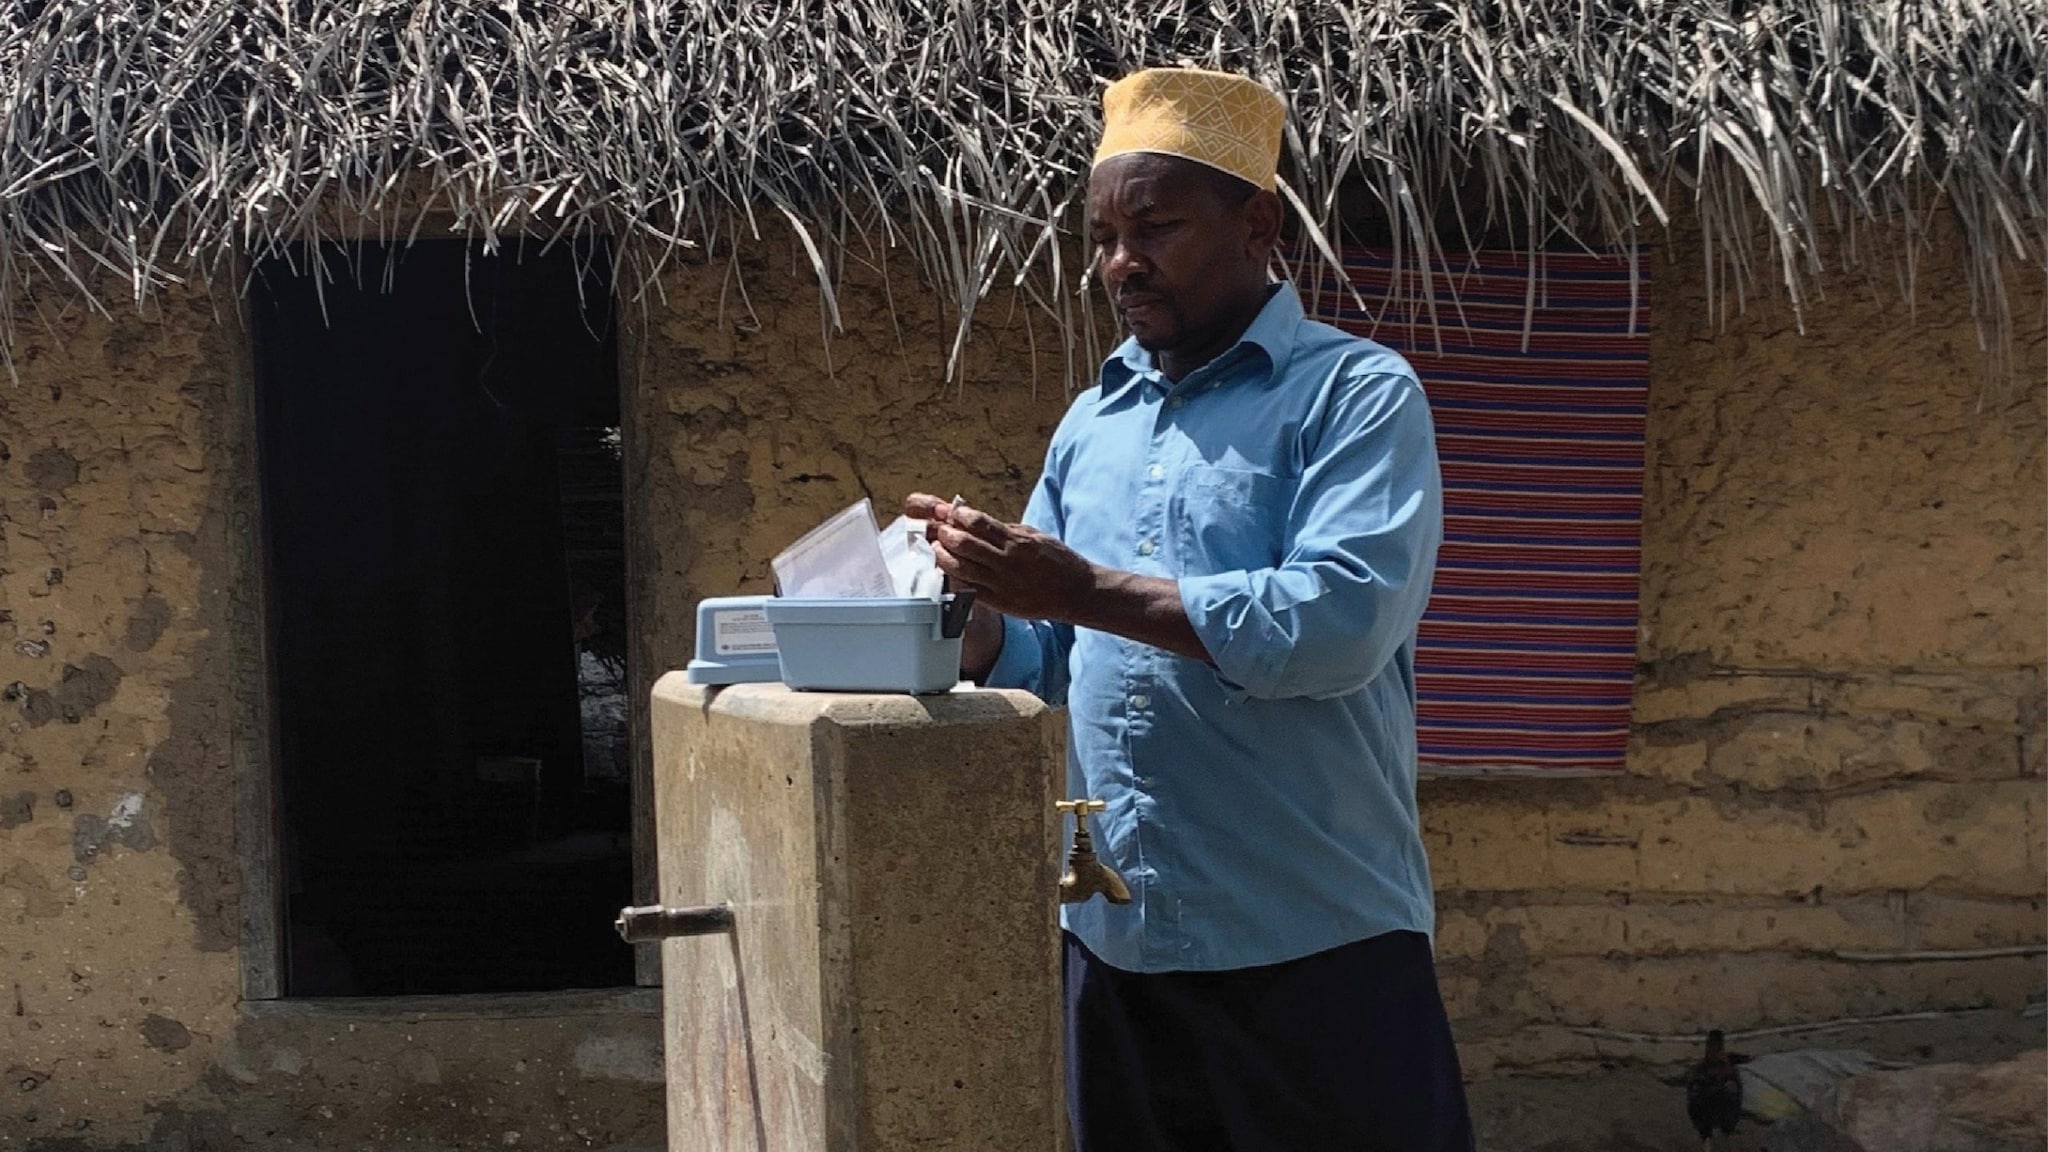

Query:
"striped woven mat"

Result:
[[1310, 249, 1649, 775]]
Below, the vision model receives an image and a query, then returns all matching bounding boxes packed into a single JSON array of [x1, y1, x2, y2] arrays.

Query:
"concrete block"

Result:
[[651, 678, 1063, 1152]]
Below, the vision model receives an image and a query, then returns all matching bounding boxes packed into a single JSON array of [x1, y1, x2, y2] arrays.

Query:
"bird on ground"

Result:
[[1685, 1028, 1746, 1150]]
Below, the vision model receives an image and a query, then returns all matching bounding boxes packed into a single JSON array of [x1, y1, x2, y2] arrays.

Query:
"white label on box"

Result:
[[712, 608, 777, 657]]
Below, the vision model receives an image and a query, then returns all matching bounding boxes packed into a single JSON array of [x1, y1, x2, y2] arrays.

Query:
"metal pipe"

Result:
[[615, 903, 736, 943]]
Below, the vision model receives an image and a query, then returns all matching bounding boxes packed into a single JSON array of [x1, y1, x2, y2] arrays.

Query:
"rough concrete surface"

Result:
[[1821, 1048, 2047, 1152], [650, 679, 1063, 1152], [1, 213, 2042, 1150]]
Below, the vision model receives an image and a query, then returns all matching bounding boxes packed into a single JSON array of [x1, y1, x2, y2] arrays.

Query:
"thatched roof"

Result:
[[1, 1, 2042, 375]]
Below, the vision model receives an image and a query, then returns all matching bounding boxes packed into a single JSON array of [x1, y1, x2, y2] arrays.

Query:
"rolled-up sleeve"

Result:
[[1178, 372, 1442, 701], [983, 613, 1072, 704]]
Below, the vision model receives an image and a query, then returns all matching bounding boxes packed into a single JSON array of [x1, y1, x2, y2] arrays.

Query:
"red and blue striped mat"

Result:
[[1310, 249, 1648, 775]]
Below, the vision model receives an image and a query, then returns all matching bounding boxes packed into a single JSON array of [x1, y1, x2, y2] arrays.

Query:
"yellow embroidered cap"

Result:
[[1093, 68, 1286, 190]]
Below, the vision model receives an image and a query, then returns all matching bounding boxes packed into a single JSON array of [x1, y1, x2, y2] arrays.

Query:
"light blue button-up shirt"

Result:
[[986, 283, 1444, 973]]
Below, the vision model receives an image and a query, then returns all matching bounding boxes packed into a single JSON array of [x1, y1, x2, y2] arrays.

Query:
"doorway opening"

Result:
[[250, 239, 633, 996]]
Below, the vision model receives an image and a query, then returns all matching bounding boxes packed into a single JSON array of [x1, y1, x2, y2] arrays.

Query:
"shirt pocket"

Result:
[[1170, 465, 1296, 573]]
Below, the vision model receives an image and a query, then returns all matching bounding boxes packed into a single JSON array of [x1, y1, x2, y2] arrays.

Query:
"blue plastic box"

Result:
[[763, 593, 975, 695], [684, 596, 783, 685]]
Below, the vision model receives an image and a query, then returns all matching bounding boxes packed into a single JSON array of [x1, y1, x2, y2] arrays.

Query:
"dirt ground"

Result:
[[1466, 1007, 2044, 1151]]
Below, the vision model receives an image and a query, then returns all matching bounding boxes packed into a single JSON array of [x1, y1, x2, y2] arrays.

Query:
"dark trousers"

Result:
[[1064, 930, 1475, 1152]]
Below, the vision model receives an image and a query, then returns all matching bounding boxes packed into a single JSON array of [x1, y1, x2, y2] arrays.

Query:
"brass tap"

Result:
[[1055, 799, 1132, 906]]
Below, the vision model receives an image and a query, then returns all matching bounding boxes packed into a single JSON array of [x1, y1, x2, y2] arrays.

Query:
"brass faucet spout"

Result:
[[1055, 799, 1133, 906]]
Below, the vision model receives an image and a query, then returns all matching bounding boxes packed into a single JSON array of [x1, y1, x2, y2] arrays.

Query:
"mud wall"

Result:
[[1427, 233, 2047, 1074], [0, 221, 2040, 1150], [0, 239, 1080, 1151], [0, 279, 668, 1152], [2, 281, 250, 1150]]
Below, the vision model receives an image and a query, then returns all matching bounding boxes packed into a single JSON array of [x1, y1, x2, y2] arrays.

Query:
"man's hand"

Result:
[[904, 494, 1017, 680], [901, 493, 1213, 666], [904, 494, 1098, 619]]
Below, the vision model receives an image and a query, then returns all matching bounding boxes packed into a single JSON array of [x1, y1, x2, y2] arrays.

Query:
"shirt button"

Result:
[[1137, 539, 1156, 556], [1147, 464, 1164, 480], [1128, 694, 1150, 710], [1167, 396, 1185, 409]]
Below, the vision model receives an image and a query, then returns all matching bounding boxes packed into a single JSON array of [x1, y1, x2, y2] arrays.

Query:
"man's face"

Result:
[[1086, 154, 1265, 356]]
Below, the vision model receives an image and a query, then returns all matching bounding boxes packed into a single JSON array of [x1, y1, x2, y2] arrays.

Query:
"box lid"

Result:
[[764, 597, 944, 626]]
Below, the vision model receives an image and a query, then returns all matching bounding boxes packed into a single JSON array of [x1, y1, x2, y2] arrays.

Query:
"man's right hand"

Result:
[[905, 493, 1007, 681]]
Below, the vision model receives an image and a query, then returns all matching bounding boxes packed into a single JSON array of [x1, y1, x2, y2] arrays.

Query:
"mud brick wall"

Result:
[[0, 279, 673, 1151], [2, 222, 2041, 1149], [0, 245, 1076, 1151], [1428, 231, 2046, 1075]]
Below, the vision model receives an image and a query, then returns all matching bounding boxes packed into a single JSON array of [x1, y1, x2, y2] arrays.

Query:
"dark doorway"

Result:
[[251, 240, 633, 996]]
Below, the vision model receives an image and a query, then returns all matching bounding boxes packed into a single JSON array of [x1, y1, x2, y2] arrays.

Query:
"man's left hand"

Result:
[[927, 502, 1098, 621]]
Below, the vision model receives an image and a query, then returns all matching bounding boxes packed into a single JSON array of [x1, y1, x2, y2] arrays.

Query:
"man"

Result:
[[906, 68, 1471, 1151]]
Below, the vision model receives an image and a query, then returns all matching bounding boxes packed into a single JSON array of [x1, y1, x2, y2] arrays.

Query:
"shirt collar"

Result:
[[1101, 282, 1306, 397]]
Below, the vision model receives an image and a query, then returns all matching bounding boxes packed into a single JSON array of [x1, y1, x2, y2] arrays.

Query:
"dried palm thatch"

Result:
[[0, 0, 2042, 382]]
